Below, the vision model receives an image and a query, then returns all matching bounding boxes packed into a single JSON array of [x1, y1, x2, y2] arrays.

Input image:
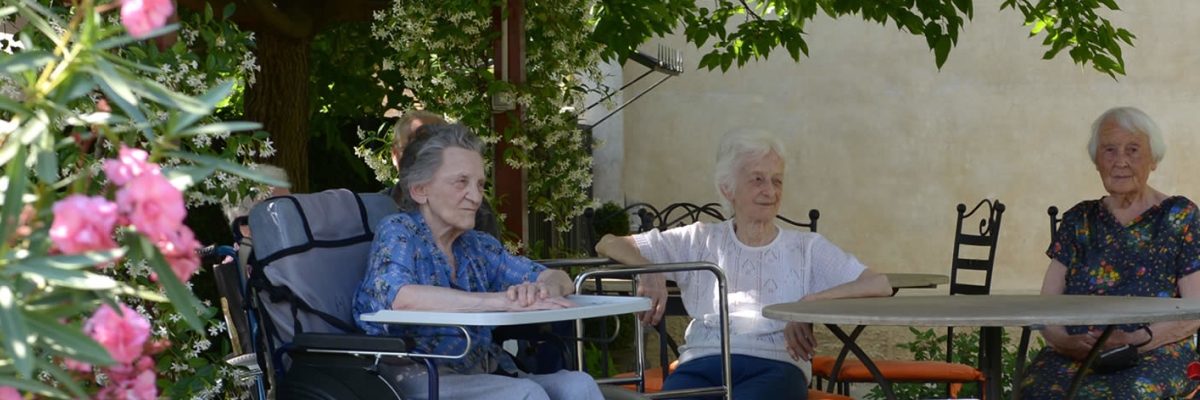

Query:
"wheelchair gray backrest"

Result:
[[248, 189, 397, 344]]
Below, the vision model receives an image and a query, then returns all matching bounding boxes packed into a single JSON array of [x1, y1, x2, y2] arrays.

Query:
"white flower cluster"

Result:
[[123, 258, 153, 280], [153, 56, 204, 95], [503, 239, 525, 255], [239, 51, 261, 86]]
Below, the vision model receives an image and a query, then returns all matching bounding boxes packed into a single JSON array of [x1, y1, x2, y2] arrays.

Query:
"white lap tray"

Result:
[[359, 295, 650, 327]]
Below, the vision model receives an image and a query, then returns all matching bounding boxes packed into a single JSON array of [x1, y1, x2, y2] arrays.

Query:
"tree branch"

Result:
[[738, 0, 764, 21]]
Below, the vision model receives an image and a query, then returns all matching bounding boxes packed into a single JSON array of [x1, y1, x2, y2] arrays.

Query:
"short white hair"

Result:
[[713, 129, 788, 214], [1087, 107, 1166, 164]]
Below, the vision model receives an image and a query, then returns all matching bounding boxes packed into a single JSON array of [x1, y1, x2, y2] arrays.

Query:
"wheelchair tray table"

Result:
[[359, 295, 650, 327]]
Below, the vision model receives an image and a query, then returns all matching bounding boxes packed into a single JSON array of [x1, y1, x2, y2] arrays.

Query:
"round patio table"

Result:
[[581, 272, 948, 294], [763, 295, 1200, 400]]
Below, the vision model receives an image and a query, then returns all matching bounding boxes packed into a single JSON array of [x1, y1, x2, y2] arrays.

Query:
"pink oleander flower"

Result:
[[119, 0, 175, 39], [117, 173, 185, 239], [154, 227, 201, 283], [84, 303, 151, 365], [105, 355, 154, 382], [0, 387, 20, 400], [50, 195, 119, 254], [96, 369, 157, 400], [103, 145, 160, 187]]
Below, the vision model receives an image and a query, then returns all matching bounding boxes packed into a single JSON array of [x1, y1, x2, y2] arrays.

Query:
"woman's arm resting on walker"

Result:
[[595, 234, 669, 325], [535, 268, 575, 298]]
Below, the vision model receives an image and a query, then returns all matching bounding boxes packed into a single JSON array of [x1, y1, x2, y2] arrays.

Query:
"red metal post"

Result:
[[492, 0, 527, 243]]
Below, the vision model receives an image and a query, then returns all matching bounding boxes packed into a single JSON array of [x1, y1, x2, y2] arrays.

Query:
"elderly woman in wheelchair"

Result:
[[352, 123, 605, 400]]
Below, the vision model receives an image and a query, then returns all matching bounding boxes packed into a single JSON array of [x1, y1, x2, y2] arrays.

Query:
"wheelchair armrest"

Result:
[[292, 332, 414, 354]]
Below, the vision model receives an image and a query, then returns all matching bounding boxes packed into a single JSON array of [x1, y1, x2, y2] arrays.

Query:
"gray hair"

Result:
[[396, 123, 486, 211], [1087, 106, 1166, 164], [223, 164, 290, 223], [713, 129, 788, 214]]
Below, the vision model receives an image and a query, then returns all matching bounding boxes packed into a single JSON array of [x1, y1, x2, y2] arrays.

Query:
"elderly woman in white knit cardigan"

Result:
[[596, 129, 892, 400]]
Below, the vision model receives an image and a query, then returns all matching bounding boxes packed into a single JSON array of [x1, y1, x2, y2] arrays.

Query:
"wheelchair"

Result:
[[215, 189, 687, 400]]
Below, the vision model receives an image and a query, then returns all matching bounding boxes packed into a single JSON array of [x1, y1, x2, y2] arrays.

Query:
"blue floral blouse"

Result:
[[352, 212, 546, 374]]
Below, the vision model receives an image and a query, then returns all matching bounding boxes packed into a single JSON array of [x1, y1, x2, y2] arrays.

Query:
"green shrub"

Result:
[[583, 342, 621, 378], [593, 202, 632, 238]]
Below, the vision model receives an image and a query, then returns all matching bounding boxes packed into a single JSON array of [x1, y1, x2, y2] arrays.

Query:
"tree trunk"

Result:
[[246, 28, 311, 193]]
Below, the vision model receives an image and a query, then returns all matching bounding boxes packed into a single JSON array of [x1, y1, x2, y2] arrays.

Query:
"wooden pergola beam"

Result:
[[492, 0, 528, 243]]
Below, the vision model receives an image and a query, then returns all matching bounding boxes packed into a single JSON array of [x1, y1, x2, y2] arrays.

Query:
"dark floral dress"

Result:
[[1021, 196, 1200, 399]]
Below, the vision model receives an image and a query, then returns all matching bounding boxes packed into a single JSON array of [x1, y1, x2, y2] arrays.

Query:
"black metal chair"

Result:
[[1048, 205, 1061, 238], [814, 199, 1005, 398]]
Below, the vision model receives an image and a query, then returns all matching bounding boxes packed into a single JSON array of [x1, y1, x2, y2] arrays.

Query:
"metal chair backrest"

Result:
[[584, 202, 821, 252], [651, 201, 820, 233], [948, 199, 1006, 296], [778, 210, 821, 233], [655, 202, 726, 230], [1048, 206, 1061, 238]]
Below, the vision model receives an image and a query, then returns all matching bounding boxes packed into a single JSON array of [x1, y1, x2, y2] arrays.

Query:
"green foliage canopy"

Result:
[[592, 0, 1133, 77]]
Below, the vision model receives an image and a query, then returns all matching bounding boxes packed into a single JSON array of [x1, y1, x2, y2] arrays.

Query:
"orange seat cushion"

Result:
[[812, 356, 838, 376], [813, 358, 982, 382], [615, 361, 854, 399], [812, 357, 981, 398]]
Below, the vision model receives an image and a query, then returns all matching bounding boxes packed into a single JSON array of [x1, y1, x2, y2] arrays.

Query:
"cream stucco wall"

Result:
[[582, 59, 626, 204], [618, 0, 1200, 292]]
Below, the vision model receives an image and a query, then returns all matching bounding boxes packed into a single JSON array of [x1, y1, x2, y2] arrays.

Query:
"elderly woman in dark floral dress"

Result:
[[1021, 107, 1200, 399]]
